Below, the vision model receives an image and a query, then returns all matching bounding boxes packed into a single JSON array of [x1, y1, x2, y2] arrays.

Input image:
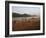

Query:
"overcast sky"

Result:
[[12, 6, 40, 15]]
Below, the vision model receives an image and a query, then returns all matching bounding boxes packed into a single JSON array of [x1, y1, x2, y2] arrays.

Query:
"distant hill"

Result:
[[12, 12, 31, 17]]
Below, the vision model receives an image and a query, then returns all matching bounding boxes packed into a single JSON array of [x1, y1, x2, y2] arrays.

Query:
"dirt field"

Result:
[[12, 17, 40, 31]]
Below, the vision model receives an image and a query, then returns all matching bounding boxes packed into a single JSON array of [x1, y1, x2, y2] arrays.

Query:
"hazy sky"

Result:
[[12, 6, 40, 15]]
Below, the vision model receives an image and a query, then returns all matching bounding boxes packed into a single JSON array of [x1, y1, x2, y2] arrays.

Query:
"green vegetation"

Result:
[[12, 13, 31, 17]]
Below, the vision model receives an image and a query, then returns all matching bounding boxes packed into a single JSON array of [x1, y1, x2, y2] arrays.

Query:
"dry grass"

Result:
[[12, 18, 40, 31]]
